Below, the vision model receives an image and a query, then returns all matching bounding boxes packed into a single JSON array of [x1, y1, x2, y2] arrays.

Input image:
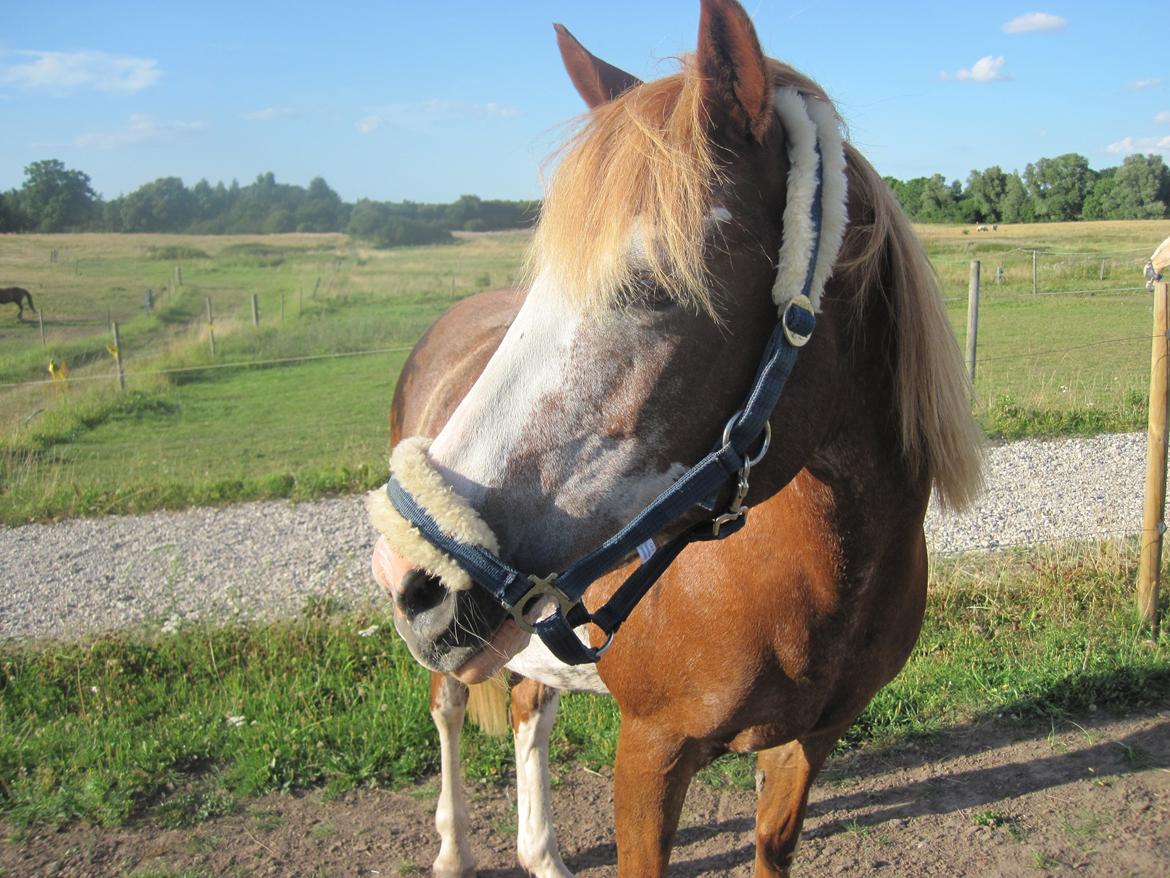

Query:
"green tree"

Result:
[[17, 159, 98, 231], [966, 166, 1009, 222], [1083, 155, 1169, 219], [916, 174, 960, 222], [999, 172, 1031, 222], [1023, 154, 1092, 221], [0, 190, 19, 232], [119, 177, 195, 232], [297, 177, 346, 232]]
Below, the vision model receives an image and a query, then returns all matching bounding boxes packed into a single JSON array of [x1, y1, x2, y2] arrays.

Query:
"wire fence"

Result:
[[1, 244, 1161, 435], [0, 247, 1157, 421]]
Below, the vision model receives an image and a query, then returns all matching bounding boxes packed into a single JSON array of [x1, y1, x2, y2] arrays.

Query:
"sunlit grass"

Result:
[[1, 541, 1165, 826], [1, 222, 1168, 521]]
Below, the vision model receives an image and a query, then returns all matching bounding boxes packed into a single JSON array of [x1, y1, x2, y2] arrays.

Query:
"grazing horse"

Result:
[[369, 1, 982, 875], [0, 287, 35, 319]]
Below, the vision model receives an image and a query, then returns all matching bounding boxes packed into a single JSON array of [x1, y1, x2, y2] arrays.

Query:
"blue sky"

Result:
[[2, 1, 1168, 203]]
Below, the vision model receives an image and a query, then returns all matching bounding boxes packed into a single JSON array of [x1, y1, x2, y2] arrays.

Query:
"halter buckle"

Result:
[[782, 294, 814, 348], [509, 572, 577, 634]]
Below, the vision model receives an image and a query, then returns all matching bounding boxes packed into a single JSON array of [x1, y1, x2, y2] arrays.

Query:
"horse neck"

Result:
[[805, 278, 934, 541]]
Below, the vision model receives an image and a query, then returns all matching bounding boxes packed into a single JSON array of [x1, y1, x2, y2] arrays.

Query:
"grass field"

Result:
[[0, 540, 1165, 829], [0, 232, 527, 523], [1, 220, 1168, 524]]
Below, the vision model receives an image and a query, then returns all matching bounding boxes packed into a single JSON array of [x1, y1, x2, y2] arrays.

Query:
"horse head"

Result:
[[370, 0, 976, 682]]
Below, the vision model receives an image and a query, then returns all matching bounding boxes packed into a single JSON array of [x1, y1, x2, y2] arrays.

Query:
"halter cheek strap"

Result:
[[369, 89, 848, 666]]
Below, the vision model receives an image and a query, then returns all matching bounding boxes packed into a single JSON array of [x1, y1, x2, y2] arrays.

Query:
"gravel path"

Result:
[[0, 432, 1149, 642]]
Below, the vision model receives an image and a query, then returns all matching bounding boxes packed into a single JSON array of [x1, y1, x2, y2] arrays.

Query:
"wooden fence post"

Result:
[[206, 297, 216, 357], [280, 291, 285, 322], [111, 322, 126, 392], [38, 309, 45, 346], [251, 293, 260, 327], [1031, 250, 1038, 295], [1138, 280, 1170, 636], [966, 260, 980, 390]]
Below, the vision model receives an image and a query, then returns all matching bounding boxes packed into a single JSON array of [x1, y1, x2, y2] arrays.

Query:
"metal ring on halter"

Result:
[[721, 411, 773, 468]]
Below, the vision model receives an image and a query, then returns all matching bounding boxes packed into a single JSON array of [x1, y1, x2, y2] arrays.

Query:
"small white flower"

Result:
[[89, 686, 99, 694], [358, 624, 380, 638], [226, 715, 246, 727]]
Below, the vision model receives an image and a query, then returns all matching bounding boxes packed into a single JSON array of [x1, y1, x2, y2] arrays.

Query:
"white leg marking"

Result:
[[514, 690, 574, 878], [432, 679, 476, 878]]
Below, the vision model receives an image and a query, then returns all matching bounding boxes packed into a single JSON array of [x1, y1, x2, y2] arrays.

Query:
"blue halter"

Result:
[[385, 148, 824, 666]]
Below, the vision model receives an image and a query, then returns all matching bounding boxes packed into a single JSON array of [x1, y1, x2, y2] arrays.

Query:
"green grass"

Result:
[[1, 221, 1169, 523], [920, 220, 1170, 438], [0, 231, 525, 523], [0, 541, 1165, 829]]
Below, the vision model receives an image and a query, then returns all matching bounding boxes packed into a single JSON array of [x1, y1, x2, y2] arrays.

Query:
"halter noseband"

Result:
[[371, 89, 848, 666]]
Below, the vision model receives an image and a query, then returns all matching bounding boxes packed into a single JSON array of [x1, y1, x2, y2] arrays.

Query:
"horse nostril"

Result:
[[397, 569, 446, 616]]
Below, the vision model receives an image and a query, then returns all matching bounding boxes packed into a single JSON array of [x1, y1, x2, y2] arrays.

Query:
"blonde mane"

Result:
[[530, 58, 722, 314], [531, 59, 982, 510]]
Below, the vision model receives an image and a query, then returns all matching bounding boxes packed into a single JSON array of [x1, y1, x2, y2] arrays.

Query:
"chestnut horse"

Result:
[[370, 1, 981, 875]]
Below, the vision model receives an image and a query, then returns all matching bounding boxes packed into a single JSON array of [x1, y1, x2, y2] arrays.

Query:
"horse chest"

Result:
[[506, 634, 610, 694]]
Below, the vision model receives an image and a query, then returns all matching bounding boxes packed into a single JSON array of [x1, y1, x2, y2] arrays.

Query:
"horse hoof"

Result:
[[432, 864, 476, 878]]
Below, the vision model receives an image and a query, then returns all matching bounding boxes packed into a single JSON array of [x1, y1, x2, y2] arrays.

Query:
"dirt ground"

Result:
[[3, 707, 1168, 877]]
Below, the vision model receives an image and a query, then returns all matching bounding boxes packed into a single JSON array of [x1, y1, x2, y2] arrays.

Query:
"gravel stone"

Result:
[[0, 432, 1150, 642]]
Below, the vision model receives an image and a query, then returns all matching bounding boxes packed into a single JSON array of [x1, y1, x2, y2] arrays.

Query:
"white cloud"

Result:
[[1156, 111, 1170, 125], [1126, 78, 1163, 92], [75, 114, 206, 149], [954, 56, 1011, 82], [0, 49, 159, 94], [1107, 135, 1170, 156], [356, 99, 521, 133], [243, 107, 293, 121], [1003, 12, 1067, 33]]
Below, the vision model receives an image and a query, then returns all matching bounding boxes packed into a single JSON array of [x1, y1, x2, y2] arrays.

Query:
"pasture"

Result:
[[0, 223, 1167, 526], [0, 222, 1169, 872]]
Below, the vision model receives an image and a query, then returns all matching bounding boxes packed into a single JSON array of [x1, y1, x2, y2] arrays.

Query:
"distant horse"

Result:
[[0, 287, 35, 319], [369, 1, 982, 876]]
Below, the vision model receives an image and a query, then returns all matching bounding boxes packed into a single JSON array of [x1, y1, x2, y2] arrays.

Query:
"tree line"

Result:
[[885, 153, 1170, 224], [2, 153, 1167, 245], [0, 160, 539, 246]]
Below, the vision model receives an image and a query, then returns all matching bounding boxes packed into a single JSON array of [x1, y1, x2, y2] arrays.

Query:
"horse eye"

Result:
[[631, 272, 675, 311]]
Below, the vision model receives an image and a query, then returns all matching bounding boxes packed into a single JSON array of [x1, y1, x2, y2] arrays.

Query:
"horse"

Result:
[[0, 287, 35, 319], [369, 1, 983, 875]]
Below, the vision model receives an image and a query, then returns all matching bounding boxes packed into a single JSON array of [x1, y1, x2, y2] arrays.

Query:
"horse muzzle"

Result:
[[372, 533, 528, 681]]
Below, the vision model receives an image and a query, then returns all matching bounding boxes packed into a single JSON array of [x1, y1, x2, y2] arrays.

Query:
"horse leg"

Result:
[[430, 672, 476, 878], [511, 678, 573, 877], [751, 730, 839, 877], [612, 721, 702, 878]]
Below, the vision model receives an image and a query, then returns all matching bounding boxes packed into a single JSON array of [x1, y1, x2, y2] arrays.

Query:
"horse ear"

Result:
[[554, 23, 643, 109], [696, 0, 772, 143]]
